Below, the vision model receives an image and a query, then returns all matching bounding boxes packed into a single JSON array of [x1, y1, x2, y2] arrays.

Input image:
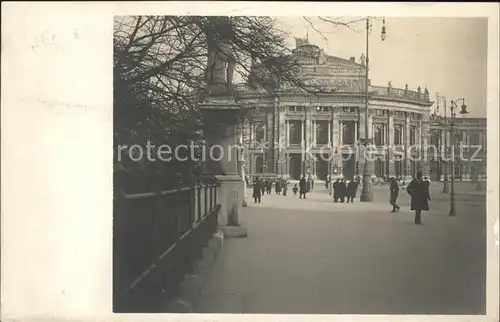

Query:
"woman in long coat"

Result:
[[275, 179, 282, 195], [253, 177, 262, 203], [406, 171, 430, 224], [299, 175, 307, 199]]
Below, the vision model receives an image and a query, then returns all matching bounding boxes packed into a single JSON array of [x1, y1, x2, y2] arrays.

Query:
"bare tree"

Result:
[[114, 16, 313, 193]]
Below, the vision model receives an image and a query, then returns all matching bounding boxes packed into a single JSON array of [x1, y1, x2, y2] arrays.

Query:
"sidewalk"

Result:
[[193, 187, 486, 314]]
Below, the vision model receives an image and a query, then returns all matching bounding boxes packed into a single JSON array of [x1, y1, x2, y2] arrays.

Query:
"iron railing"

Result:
[[113, 183, 219, 313]]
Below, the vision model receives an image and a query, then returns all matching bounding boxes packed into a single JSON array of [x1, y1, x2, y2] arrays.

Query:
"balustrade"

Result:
[[113, 184, 220, 312]]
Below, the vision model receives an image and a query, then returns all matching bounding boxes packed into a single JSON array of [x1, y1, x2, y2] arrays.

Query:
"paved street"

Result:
[[193, 183, 486, 314]]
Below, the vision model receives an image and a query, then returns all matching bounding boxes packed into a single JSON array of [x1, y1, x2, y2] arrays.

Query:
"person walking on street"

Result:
[[292, 184, 298, 196], [283, 179, 288, 196], [406, 171, 431, 225], [253, 177, 262, 203], [333, 178, 340, 202], [347, 179, 359, 203], [299, 175, 307, 199], [339, 179, 347, 203], [275, 179, 282, 195], [389, 177, 400, 212]]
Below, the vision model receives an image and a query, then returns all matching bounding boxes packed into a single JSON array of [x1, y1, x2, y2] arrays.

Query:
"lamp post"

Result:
[[448, 98, 468, 216], [360, 17, 387, 202], [441, 98, 450, 193]]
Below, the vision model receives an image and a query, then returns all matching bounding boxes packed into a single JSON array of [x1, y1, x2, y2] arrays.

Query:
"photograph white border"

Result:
[[1, 2, 498, 321]]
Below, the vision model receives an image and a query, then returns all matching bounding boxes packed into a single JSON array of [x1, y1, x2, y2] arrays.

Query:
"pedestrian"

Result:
[[389, 177, 400, 212], [299, 175, 307, 199], [283, 179, 288, 196], [266, 180, 272, 195], [347, 179, 359, 203], [261, 180, 266, 196], [406, 171, 431, 225], [339, 179, 347, 203], [275, 179, 282, 195], [333, 178, 340, 202], [253, 177, 262, 203], [292, 184, 298, 196]]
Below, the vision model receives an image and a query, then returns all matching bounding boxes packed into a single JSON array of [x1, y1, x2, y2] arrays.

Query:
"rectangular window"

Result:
[[410, 127, 416, 145], [374, 124, 385, 146], [289, 120, 302, 145], [342, 121, 355, 145], [255, 124, 265, 143], [316, 120, 329, 145]]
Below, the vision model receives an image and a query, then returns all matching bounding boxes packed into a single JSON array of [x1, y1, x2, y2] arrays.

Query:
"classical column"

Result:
[[404, 113, 411, 179], [285, 120, 289, 148], [301, 118, 305, 175], [387, 111, 395, 176], [331, 107, 340, 177], [367, 112, 373, 139], [420, 114, 431, 177], [339, 121, 343, 144], [278, 103, 286, 176]]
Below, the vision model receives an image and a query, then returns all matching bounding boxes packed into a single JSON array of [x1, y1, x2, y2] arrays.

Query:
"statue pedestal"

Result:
[[200, 97, 247, 239]]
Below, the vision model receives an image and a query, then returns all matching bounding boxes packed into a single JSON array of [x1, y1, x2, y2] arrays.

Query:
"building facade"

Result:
[[235, 38, 486, 181], [428, 116, 487, 182]]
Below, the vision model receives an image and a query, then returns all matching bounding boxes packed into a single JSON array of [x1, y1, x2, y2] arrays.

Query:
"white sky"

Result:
[[277, 17, 488, 117]]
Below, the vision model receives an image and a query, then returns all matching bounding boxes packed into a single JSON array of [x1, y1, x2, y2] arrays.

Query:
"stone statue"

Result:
[[405, 84, 408, 93], [360, 53, 366, 66], [417, 86, 421, 93], [203, 17, 236, 97]]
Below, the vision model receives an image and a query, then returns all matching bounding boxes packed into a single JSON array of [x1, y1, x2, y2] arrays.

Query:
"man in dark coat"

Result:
[[253, 177, 262, 203], [347, 179, 359, 203], [275, 179, 282, 195], [261, 179, 266, 196], [299, 175, 307, 199], [389, 177, 400, 212], [266, 180, 272, 195], [339, 179, 347, 203], [406, 171, 431, 224], [333, 178, 340, 202]]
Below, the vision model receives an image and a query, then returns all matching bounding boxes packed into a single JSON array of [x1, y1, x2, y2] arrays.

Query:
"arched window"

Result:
[[410, 126, 416, 145], [316, 121, 329, 145], [394, 157, 402, 177], [255, 155, 264, 174], [289, 120, 302, 145], [374, 124, 385, 146], [430, 131, 441, 148], [394, 125, 403, 145], [375, 158, 384, 177], [255, 123, 265, 143], [342, 121, 355, 145]]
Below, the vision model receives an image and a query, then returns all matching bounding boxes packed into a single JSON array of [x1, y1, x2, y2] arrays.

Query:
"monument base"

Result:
[[214, 174, 248, 238], [220, 225, 248, 238]]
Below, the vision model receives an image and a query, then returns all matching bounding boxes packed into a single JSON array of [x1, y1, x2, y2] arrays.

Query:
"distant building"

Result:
[[235, 38, 486, 181], [429, 116, 487, 182]]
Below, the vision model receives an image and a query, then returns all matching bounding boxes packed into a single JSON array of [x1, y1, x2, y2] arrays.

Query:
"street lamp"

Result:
[[448, 98, 468, 216], [360, 17, 387, 202], [437, 96, 451, 193]]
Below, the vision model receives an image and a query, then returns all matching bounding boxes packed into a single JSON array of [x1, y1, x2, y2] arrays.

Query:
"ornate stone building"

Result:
[[235, 38, 486, 181], [428, 116, 487, 182]]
